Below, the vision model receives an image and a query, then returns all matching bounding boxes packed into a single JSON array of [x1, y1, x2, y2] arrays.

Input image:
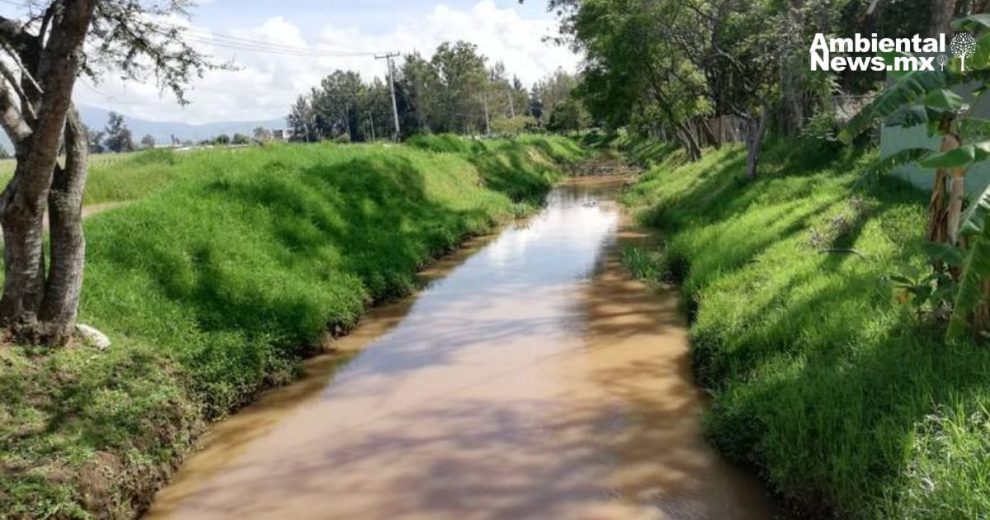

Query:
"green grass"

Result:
[[624, 137, 990, 518], [0, 135, 584, 519], [0, 152, 171, 206]]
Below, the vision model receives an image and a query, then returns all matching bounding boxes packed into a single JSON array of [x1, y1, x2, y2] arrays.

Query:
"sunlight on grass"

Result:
[[624, 137, 990, 519]]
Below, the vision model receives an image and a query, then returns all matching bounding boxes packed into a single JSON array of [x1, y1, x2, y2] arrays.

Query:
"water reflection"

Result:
[[146, 178, 779, 520]]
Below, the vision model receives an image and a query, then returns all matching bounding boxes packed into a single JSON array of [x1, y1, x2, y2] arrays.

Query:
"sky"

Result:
[[10, 0, 581, 125]]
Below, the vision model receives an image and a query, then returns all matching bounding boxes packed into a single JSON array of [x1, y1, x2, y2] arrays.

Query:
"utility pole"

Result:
[[376, 52, 401, 141], [482, 92, 491, 135]]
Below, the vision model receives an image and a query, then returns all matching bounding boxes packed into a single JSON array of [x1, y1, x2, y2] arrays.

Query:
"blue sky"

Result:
[[0, 1, 577, 124]]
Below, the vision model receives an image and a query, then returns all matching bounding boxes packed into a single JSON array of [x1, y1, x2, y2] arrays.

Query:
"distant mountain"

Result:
[[0, 105, 286, 154], [77, 105, 286, 145]]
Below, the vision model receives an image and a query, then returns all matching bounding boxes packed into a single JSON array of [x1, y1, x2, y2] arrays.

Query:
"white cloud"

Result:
[[74, 1, 579, 124]]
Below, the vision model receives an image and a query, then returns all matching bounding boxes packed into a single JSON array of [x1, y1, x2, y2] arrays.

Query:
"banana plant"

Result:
[[841, 14, 990, 339], [948, 182, 990, 338]]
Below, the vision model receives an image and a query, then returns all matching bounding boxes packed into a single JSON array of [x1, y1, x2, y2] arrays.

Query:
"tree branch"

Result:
[[0, 80, 32, 145]]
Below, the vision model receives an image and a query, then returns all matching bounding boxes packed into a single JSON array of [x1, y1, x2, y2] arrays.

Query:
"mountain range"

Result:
[[0, 104, 287, 153], [77, 105, 286, 145]]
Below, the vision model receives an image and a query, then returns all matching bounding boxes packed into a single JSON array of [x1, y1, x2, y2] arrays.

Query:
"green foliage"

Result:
[[546, 97, 591, 133], [841, 19, 990, 340], [946, 183, 990, 339], [491, 115, 537, 135], [625, 138, 990, 518], [621, 245, 667, 282], [0, 136, 576, 518], [840, 70, 953, 143], [102, 112, 135, 154]]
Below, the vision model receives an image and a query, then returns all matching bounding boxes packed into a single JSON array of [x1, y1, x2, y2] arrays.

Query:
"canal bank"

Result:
[[146, 177, 779, 519]]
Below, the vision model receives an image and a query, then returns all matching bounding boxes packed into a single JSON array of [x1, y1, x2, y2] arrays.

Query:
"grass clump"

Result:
[[0, 136, 578, 518], [624, 137, 990, 518]]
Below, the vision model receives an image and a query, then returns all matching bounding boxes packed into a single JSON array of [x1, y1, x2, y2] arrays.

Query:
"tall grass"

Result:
[[624, 138, 990, 518], [0, 136, 583, 519]]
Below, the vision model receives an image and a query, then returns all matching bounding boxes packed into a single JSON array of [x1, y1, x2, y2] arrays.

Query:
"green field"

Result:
[[622, 137, 990, 519], [0, 136, 585, 519]]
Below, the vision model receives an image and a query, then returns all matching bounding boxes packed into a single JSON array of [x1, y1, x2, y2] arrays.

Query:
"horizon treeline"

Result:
[[286, 40, 589, 142]]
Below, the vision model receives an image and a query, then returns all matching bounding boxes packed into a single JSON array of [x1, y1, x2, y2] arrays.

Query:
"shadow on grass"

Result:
[[632, 137, 989, 516]]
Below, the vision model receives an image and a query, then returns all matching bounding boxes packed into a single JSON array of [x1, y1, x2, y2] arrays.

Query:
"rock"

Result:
[[75, 323, 111, 351]]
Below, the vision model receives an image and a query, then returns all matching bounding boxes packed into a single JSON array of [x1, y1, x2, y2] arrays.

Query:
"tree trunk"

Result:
[[745, 111, 769, 180], [930, 0, 957, 38], [779, 4, 805, 136], [0, 172, 47, 329], [928, 169, 949, 244], [0, 0, 96, 342], [947, 169, 967, 245], [701, 117, 721, 149], [39, 108, 87, 344], [677, 123, 702, 161], [929, 130, 961, 247]]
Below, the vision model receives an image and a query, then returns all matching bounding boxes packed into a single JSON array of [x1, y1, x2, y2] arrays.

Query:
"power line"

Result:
[[147, 22, 384, 58], [177, 33, 379, 58], [180, 26, 368, 55], [0, 2, 388, 59]]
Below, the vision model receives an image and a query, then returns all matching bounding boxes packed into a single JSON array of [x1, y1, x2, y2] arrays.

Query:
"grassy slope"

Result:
[[623, 137, 990, 518], [0, 135, 584, 519]]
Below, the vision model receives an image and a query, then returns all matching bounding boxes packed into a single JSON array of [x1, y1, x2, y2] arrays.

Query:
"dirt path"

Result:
[[144, 176, 779, 519], [38, 201, 128, 234]]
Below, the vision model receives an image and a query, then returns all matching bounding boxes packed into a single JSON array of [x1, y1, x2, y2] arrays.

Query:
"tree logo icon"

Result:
[[937, 54, 949, 71], [950, 33, 977, 71]]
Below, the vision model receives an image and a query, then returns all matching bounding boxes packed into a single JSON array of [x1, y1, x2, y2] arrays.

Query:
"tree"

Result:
[[103, 112, 134, 153], [232, 133, 250, 145], [397, 51, 442, 135], [215, 134, 231, 145], [547, 98, 590, 133], [0, 1, 219, 344], [532, 69, 579, 127], [431, 41, 488, 134], [83, 123, 105, 154], [140, 134, 155, 149], [287, 95, 316, 142], [253, 126, 272, 142]]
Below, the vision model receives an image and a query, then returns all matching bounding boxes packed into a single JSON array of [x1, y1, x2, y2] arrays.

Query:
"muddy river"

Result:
[[146, 178, 779, 519]]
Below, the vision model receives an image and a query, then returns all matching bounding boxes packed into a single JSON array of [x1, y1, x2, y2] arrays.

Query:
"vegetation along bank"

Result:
[[620, 135, 990, 519], [0, 135, 585, 519]]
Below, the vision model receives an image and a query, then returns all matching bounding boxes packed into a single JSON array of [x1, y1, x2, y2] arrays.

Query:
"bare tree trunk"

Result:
[[39, 108, 86, 344], [928, 169, 949, 243], [930, 0, 957, 37], [928, 123, 959, 245], [677, 124, 702, 161], [947, 169, 967, 244], [0, 172, 47, 328], [0, 0, 95, 341], [779, 4, 805, 136], [701, 117, 721, 149], [745, 111, 769, 180]]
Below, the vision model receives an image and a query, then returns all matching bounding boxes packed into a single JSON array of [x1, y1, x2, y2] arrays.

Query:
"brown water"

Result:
[[147, 178, 779, 520]]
